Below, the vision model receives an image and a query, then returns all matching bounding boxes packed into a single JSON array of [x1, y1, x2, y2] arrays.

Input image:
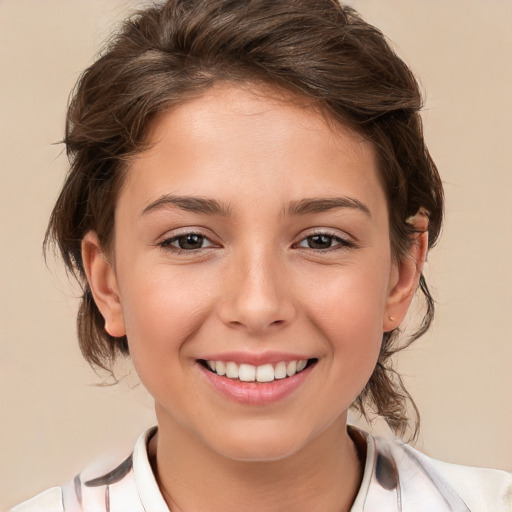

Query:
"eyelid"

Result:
[[157, 227, 220, 252], [167, 234, 215, 248], [293, 228, 356, 250], [156, 227, 356, 254]]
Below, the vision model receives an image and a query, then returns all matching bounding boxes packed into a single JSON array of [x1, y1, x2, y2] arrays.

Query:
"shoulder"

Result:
[[377, 435, 512, 512], [7, 487, 64, 512], [6, 429, 159, 512], [428, 453, 512, 511], [7, 455, 139, 512]]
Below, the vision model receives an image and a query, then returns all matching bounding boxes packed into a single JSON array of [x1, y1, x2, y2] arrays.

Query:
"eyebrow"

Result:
[[141, 195, 232, 217], [285, 197, 372, 218], [141, 194, 371, 218]]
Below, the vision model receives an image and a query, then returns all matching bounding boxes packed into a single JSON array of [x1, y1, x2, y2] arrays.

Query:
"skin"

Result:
[[82, 84, 427, 512]]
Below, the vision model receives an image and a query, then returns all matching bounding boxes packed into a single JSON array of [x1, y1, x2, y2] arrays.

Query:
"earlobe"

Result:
[[383, 214, 429, 332], [81, 231, 126, 338]]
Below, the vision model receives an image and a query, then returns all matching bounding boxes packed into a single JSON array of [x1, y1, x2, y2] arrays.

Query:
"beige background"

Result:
[[0, 0, 511, 508]]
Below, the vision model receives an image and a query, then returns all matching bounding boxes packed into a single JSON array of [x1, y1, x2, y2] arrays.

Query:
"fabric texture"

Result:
[[8, 427, 512, 512]]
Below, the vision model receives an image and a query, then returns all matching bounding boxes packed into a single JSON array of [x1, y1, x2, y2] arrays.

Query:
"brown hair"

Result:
[[45, 0, 443, 438]]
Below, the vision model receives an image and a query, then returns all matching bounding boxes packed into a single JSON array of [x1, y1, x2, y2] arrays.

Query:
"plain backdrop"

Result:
[[1, 0, 511, 508]]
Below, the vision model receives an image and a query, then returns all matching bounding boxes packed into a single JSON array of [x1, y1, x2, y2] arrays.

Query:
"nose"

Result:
[[217, 249, 296, 335]]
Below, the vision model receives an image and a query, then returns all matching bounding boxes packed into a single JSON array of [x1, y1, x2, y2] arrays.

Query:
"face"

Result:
[[84, 84, 420, 462]]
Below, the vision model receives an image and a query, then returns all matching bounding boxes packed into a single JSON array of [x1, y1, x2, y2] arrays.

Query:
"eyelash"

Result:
[[294, 231, 356, 252], [159, 232, 217, 253], [158, 230, 356, 254]]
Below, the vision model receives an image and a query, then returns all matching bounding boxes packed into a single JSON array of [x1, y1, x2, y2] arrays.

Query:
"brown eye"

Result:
[[176, 234, 205, 250], [296, 232, 355, 251], [162, 233, 215, 251], [306, 234, 334, 249]]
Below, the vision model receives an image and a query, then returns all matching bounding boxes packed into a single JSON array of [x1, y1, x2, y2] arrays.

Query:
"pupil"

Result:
[[179, 234, 203, 250], [309, 235, 332, 249]]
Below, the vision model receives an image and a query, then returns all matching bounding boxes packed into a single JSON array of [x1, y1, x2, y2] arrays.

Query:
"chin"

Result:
[[205, 424, 313, 463], [217, 441, 303, 463]]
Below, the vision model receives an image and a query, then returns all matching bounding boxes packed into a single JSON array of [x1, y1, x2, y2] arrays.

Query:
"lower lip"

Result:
[[198, 363, 314, 405]]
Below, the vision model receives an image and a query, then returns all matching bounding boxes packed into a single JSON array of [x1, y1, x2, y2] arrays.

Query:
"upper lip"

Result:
[[197, 351, 315, 366]]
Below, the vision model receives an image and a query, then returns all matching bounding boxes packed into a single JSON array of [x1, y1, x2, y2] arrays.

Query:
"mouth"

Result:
[[198, 358, 318, 383]]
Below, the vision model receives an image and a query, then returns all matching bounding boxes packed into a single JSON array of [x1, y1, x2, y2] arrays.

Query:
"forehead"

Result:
[[119, 83, 386, 220]]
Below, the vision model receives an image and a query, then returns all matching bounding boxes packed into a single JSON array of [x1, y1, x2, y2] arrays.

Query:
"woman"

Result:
[[7, 1, 511, 510]]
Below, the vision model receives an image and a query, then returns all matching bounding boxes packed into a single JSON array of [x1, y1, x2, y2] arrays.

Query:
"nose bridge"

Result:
[[220, 242, 294, 333]]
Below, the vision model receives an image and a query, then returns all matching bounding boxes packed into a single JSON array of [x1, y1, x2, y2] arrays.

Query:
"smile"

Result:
[[200, 359, 315, 383], [198, 357, 317, 405]]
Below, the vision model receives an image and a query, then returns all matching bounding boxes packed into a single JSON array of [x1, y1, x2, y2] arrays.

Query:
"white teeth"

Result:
[[205, 359, 311, 381], [296, 360, 307, 372], [274, 361, 287, 379], [256, 364, 274, 383], [238, 364, 256, 382], [286, 361, 297, 377], [225, 362, 239, 379], [216, 361, 226, 376]]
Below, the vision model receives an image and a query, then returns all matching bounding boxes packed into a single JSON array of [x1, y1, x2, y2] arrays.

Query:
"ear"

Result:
[[383, 213, 429, 332], [81, 231, 126, 337]]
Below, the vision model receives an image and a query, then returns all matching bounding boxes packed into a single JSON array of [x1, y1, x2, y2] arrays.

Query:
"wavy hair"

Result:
[[45, 0, 443, 438]]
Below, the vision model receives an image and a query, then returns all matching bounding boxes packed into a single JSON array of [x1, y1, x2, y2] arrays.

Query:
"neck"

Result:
[[149, 413, 363, 512]]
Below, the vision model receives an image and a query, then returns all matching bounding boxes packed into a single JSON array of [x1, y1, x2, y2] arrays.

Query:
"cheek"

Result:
[[299, 260, 390, 381], [302, 259, 391, 333], [117, 265, 215, 376]]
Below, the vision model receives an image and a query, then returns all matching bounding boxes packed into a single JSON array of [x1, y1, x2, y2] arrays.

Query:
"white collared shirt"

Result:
[[9, 427, 512, 512]]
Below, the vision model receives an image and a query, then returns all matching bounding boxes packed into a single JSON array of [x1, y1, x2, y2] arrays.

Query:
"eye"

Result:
[[161, 232, 216, 251], [296, 232, 354, 250]]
